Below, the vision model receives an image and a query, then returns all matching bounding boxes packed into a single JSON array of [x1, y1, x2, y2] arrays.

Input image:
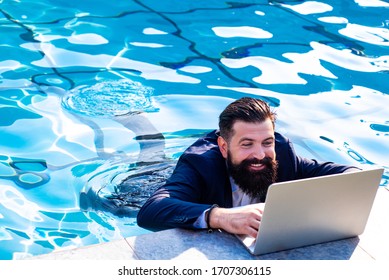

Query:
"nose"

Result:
[[251, 146, 266, 160]]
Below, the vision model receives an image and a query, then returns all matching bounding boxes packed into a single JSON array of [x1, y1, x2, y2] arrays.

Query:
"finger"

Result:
[[248, 218, 261, 231], [247, 226, 258, 238]]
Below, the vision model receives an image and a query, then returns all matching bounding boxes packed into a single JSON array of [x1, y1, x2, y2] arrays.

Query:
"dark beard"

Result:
[[227, 153, 278, 202]]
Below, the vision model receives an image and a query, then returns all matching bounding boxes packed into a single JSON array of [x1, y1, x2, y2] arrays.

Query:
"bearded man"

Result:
[[137, 97, 359, 238]]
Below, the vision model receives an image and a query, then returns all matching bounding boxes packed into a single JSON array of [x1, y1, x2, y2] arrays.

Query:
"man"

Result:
[[137, 97, 358, 238]]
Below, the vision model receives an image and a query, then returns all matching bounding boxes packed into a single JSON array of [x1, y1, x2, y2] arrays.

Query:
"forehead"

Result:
[[231, 119, 274, 141]]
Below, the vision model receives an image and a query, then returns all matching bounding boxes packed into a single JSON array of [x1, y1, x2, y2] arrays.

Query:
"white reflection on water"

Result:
[[221, 42, 388, 85], [35, 33, 109, 45], [212, 26, 273, 39], [339, 24, 389, 46], [281, 1, 333, 15], [0, 185, 43, 222], [355, 0, 389, 8], [22, 44, 200, 84]]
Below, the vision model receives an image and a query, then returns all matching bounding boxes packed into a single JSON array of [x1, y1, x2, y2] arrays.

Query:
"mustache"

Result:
[[226, 154, 278, 201], [241, 156, 274, 167]]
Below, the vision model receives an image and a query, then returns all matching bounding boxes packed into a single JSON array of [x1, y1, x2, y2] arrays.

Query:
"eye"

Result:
[[241, 142, 253, 147], [263, 140, 274, 147]]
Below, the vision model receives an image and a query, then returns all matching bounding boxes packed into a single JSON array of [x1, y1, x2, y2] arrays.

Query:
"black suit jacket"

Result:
[[137, 130, 355, 231]]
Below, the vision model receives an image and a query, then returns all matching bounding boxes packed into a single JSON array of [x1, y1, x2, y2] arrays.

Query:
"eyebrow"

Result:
[[263, 136, 275, 142]]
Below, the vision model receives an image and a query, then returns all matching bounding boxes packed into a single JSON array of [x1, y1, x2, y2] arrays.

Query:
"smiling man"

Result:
[[137, 97, 359, 238]]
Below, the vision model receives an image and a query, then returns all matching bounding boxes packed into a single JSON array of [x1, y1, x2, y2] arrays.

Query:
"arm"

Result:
[[137, 136, 232, 231], [137, 154, 213, 231], [295, 156, 361, 178]]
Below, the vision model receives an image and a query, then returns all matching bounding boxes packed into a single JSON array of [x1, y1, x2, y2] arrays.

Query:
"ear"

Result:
[[217, 136, 228, 159]]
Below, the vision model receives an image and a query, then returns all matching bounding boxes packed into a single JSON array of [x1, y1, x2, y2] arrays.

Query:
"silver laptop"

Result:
[[236, 167, 384, 255]]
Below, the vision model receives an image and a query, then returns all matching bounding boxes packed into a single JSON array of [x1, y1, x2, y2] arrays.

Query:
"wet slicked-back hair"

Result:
[[218, 97, 276, 141]]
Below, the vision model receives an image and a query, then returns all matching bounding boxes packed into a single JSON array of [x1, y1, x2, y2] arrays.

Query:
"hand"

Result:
[[209, 203, 265, 238]]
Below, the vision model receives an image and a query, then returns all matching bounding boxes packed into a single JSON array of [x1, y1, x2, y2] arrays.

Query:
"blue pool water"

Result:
[[0, 0, 388, 259]]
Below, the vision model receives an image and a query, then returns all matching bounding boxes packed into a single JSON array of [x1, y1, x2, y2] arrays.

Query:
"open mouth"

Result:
[[249, 163, 265, 171]]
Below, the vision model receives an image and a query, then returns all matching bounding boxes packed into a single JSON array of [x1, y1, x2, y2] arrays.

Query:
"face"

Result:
[[218, 119, 277, 200], [218, 119, 276, 166]]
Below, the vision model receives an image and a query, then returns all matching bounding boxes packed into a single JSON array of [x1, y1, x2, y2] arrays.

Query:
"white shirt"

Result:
[[230, 177, 262, 207]]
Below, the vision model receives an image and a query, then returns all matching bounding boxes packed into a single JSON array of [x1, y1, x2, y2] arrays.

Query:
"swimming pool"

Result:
[[0, 0, 388, 260]]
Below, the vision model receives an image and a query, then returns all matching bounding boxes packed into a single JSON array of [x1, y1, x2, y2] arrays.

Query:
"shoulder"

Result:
[[183, 130, 221, 158], [178, 130, 225, 173], [275, 131, 291, 145], [168, 130, 229, 190], [275, 131, 295, 156]]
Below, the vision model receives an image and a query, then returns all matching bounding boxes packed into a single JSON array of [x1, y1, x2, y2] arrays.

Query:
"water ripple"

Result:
[[62, 79, 159, 117], [80, 161, 175, 217]]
